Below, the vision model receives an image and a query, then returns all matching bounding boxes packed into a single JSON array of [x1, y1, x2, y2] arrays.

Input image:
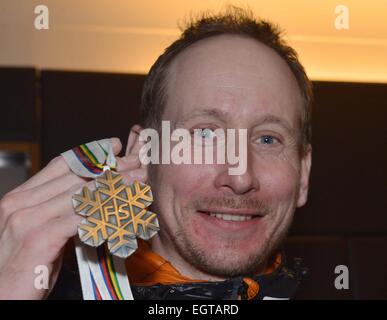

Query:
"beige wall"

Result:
[[1, 0, 386, 83]]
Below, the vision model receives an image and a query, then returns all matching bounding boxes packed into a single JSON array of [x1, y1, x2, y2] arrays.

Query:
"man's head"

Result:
[[127, 7, 312, 279]]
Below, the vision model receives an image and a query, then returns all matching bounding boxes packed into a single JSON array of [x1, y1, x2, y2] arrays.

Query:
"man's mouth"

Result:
[[207, 212, 256, 221], [197, 209, 265, 222], [194, 209, 265, 234]]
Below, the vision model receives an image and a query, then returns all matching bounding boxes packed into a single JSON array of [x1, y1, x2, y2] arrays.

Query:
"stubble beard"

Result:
[[164, 200, 295, 279]]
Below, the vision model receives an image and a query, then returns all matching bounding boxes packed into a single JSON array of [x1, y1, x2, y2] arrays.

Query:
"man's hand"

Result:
[[0, 138, 145, 299]]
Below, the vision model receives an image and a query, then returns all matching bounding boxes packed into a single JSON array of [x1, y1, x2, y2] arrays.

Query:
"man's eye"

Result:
[[259, 135, 279, 145], [194, 128, 216, 139]]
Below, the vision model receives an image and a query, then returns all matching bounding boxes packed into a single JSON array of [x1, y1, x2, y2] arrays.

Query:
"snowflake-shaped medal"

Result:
[[72, 170, 159, 258]]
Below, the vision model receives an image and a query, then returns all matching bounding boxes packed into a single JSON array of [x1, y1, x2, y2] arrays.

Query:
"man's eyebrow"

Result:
[[174, 110, 294, 133], [174, 109, 229, 128], [253, 114, 294, 134]]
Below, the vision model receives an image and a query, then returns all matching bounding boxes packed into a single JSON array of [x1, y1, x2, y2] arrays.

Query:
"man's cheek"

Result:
[[170, 163, 215, 189], [258, 162, 300, 203], [154, 165, 201, 219], [253, 146, 300, 170]]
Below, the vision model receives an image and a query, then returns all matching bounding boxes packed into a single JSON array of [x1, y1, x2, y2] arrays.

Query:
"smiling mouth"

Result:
[[198, 210, 264, 222]]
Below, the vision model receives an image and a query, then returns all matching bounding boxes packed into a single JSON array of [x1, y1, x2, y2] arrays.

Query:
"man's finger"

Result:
[[4, 173, 86, 216], [120, 168, 147, 185], [11, 138, 122, 193], [2, 180, 94, 237], [116, 154, 141, 172], [12, 156, 71, 193]]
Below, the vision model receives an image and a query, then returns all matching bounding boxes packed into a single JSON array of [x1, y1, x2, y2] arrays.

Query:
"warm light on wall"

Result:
[[0, 0, 386, 83]]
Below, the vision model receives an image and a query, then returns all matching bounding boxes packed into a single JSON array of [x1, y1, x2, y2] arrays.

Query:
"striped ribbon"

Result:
[[90, 246, 125, 300], [62, 139, 133, 300], [62, 139, 117, 179]]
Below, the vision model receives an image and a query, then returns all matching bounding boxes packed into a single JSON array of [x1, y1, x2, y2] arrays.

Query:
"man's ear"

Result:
[[297, 145, 312, 208]]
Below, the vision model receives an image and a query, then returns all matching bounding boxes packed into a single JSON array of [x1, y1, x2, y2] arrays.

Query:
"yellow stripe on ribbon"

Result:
[[105, 249, 124, 300]]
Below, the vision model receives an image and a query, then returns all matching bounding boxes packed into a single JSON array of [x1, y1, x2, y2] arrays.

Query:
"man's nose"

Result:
[[214, 161, 260, 195]]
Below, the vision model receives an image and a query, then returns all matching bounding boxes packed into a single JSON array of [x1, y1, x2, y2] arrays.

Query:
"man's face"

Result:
[[148, 35, 311, 278]]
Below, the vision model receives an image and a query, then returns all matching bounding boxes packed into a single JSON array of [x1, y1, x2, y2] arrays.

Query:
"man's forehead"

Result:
[[164, 34, 302, 127], [166, 82, 300, 130], [168, 34, 295, 83]]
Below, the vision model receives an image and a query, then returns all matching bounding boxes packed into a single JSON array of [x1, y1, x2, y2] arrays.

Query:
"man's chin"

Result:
[[190, 248, 267, 278], [174, 233, 270, 278]]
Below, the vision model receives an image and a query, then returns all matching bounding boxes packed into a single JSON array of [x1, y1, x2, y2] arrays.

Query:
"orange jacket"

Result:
[[126, 239, 282, 299]]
